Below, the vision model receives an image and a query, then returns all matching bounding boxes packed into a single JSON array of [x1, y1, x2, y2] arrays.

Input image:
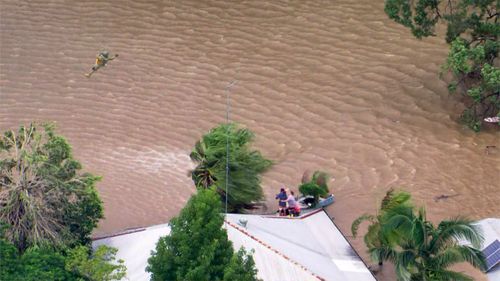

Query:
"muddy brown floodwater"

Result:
[[1, 0, 498, 280]]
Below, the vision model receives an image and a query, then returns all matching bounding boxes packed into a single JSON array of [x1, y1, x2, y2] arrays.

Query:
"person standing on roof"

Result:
[[286, 189, 298, 217], [85, 51, 118, 78], [275, 187, 288, 216]]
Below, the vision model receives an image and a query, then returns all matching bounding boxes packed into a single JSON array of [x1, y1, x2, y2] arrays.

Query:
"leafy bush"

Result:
[[0, 233, 78, 281], [223, 248, 261, 281], [66, 245, 127, 281], [299, 171, 329, 206]]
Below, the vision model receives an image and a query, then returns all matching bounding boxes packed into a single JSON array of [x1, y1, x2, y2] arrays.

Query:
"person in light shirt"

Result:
[[286, 189, 300, 217]]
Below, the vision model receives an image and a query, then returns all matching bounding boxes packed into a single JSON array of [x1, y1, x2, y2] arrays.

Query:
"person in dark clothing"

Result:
[[275, 188, 287, 216]]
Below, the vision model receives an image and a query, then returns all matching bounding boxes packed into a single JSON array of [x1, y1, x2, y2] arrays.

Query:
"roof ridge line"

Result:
[[225, 219, 327, 281], [259, 208, 324, 219]]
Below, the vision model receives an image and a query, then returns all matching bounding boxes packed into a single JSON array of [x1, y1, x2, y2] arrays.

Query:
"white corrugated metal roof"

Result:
[[92, 210, 376, 281], [93, 224, 171, 281], [225, 211, 376, 281]]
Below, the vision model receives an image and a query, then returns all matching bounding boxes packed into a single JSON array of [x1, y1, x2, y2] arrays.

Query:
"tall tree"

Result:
[[382, 208, 486, 281], [190, 123, 272, 212], [353, 189, 486, 280], [0, 123, 103, 252], [351, 189, 413, 266], [147, 189, 259, 281], [384, 0, 499, 131]]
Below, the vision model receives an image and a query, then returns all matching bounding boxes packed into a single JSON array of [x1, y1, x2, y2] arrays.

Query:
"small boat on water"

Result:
[[297, 194, 335, 210]]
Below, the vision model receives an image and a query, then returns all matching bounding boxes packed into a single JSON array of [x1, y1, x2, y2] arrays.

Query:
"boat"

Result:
[[297, 194, 335, 210]]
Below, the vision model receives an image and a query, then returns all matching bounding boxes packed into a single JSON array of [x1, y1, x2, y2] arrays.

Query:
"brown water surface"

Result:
[[1, 1, 499, 280]]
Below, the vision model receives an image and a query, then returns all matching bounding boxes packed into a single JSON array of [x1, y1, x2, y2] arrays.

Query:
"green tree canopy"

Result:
[[223, 248, 261, 281], [351, 189, 413, 266], [353, 189, 486, 280], [0, 228, 78, 281], [1, 232, 126, 281], [17, 248, 76, 281], [299, 171, 330, 206], [383, 208, 486, 281], [385, 0, 499, 131], [65, 245, 127, 281], [0, 123, 103, 252], [0, 225, 22, 280], [190, 123, 272, 212], [147, 189, 259, 281]]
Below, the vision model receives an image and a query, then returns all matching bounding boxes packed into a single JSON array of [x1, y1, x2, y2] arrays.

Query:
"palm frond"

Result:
[[434, 245, 486, 271], [383, 214, 414, 237], [189, 140, 206, 162], [429, 269, 474, 281], [351, 214, 376, 237], [435, 217, 484, 249], [365, 223, 383, 249], [412, 217, 428, 250], [369, 245, 398, 264], [382, 204, 414, 221], [394, 257, 412, 281], [381, 189, 412, 211]]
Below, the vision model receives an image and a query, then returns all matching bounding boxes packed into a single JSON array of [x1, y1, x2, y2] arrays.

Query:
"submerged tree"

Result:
[[147, 189, 259, 281], [383, 208, 486, 281], [353, 189, 486, 280], [384, 0, 499, 131], [0, 123, 103, 252], [190, 123, 272, 212], [298, 170, 330, 206]]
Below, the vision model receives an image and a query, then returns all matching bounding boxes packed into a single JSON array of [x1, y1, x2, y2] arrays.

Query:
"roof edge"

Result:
[[92, 227, 148, 241], [321, 209, 378, 281]]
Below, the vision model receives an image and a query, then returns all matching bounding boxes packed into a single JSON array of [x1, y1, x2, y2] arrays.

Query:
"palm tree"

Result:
[[351, 189, 413, 266], [382, 207, 486, 281], [189, 123, 272, 212], [190, 140, 218, 189]]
